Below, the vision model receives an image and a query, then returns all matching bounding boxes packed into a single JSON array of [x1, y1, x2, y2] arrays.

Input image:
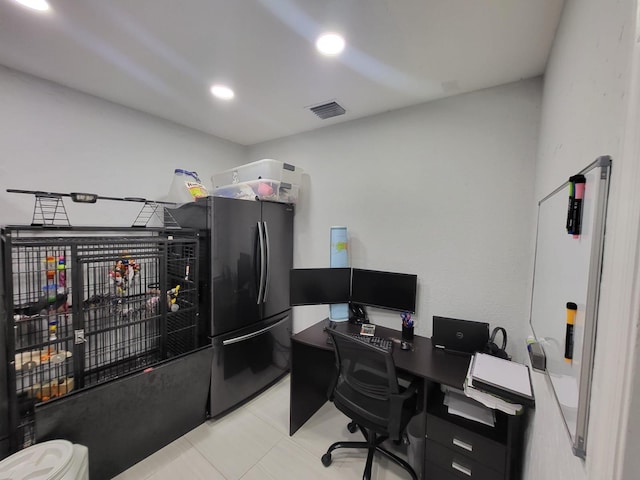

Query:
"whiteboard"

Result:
[[529, 156, 611, 458]]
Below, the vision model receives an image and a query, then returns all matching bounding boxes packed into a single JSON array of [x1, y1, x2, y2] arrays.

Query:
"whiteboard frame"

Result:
[[529, 155, 611, 458]]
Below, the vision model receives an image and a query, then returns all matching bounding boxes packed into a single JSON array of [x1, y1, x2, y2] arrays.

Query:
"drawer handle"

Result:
[[451, 461, 472, 477], [452, 437, 473, 452]]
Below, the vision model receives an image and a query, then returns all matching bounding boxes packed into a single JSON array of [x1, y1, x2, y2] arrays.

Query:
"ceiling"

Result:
[[0, 0, 565, 146]]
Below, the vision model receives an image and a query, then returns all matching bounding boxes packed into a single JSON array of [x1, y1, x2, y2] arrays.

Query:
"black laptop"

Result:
[[432, 316, 490, 355]]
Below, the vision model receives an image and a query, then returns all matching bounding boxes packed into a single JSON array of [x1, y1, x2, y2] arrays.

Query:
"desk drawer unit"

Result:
[[427, 463, 474, 480], [426, 413, 506, 470], [424, 385, 524, 480], [425, 438, 502, 480]]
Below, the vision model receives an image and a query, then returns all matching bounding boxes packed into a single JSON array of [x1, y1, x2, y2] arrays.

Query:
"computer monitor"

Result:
[[350, 269, 417, 313], [289, 268, 352, 306]]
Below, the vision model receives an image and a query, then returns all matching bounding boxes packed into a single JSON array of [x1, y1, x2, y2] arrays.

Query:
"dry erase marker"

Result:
[[566, 176, 576, 233], [571, 175, 586, 238], [565, 302, 577, 362]]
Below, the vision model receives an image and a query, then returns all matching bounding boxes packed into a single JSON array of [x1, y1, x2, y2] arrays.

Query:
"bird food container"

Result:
[[167, 169, 209, 204]]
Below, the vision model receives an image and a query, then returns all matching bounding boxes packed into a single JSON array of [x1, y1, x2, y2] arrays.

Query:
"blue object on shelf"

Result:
[[329, 226, 349, 321]]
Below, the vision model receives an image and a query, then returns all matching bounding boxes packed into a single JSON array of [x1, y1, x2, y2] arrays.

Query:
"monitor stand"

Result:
[[348, 303, 369, 325]]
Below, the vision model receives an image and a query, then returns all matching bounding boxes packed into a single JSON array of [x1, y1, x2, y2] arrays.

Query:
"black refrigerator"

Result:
[[169, 196, 293, 417]]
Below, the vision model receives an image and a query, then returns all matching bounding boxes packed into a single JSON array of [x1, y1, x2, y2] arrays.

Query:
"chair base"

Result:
[[321, 423, 418, 480]]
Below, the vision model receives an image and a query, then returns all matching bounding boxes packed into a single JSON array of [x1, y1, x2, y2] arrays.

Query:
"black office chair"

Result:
[[322, 329, 420, 480]]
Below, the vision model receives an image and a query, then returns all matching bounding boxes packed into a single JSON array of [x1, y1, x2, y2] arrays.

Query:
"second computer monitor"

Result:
[[289, 268, 351, 306], [350, 268, 417, 313]]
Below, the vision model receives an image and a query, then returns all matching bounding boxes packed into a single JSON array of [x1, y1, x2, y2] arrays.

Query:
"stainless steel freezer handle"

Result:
[[222, 316, 289, 345], [263, 221, 271, 303], [257, 221, 266, 304]]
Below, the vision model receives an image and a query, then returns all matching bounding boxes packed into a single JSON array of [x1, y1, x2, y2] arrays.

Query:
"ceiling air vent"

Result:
[[310, 101, 346, 120]]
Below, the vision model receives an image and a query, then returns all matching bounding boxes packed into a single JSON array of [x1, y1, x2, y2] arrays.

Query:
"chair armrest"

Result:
[[397, 378, 420, 400], [327, 361, 340, 402], [388, 377, 420, 439]]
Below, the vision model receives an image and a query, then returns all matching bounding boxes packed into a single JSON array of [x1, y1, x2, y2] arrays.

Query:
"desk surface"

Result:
[[290, 319, 525, 480], [292, 319, 470, 390]]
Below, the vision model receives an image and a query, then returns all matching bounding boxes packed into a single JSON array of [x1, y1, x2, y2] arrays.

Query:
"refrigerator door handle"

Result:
[[257, 221, 266, 304], [263, 221, 271, 303], [222, 316, 289, 345]]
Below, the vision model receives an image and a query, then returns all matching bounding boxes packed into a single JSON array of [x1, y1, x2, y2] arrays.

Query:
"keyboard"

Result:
[[348, 334, 393, 352]]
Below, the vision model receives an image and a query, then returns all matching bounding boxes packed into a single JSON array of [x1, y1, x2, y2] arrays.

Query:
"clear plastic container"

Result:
[[211, 159, 303, 188], [166, 169, 209, 204], [213, 179, 299, 203]]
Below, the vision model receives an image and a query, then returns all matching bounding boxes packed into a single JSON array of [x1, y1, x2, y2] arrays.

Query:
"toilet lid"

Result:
[[0, 440, 73, 480]]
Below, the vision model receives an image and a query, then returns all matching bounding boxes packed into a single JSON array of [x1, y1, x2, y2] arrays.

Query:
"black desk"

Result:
[[289, 319, 525, 480]]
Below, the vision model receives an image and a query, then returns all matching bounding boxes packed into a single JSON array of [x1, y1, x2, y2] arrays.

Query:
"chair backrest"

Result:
[[326, 329, 402, 434]]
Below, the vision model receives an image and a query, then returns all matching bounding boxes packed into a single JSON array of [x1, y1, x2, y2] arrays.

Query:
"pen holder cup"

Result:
[[402, 325, 414, 342]]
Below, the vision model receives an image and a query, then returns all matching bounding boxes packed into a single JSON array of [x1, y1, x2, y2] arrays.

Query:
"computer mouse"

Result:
[[400, 341, 410, 350]]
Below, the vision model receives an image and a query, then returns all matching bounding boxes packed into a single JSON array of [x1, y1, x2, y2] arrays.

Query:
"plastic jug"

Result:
[[166, 169, 209, 204]]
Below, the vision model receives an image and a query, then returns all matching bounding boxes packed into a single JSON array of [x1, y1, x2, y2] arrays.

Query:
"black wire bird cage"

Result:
[[2, 226, 200, 449]]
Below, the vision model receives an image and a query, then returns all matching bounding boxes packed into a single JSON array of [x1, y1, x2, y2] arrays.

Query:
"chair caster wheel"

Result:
[[347, 421, 358, 433], [321, 453, 332, 467]]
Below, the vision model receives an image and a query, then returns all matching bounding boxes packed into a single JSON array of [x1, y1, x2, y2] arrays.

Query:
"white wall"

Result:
[[524, 1, 637, 479], [0, 66, 244, 227], [249, 79, 542, 361], [619, 22, 640, 478]]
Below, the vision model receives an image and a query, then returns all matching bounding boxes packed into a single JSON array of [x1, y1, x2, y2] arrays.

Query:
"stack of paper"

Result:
[[463, 353, 534, 415], [470, 353, 535, 405], [444, 389, 495, 427]]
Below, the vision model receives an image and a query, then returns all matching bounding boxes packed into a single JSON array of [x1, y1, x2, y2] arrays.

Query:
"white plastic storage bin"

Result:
[[214, 179, 299, 203], [0, 440, 89, 480], [211, 159, 303, 188]]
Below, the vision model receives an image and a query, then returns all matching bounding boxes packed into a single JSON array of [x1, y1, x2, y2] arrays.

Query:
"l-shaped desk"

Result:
[[289, 319, 526, 480]]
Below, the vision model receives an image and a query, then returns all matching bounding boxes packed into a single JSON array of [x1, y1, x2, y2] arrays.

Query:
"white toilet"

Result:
[[0, 440, 88, 480]]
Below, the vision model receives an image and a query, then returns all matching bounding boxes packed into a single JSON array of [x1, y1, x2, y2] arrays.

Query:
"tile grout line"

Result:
[[243, 408, 288, 477], [238, 428, 289, 480], [185, 407, 286, 480], [185, 443, 229, 480]]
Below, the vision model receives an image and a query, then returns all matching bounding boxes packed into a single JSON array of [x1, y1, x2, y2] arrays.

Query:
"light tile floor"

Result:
[[113, 374, 415, 480]]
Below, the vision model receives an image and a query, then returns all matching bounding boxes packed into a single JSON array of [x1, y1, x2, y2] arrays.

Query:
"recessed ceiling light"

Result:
[[13, 0, 51, 11], [316, 33, 345, 56], [210, 84, 235, 100]]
